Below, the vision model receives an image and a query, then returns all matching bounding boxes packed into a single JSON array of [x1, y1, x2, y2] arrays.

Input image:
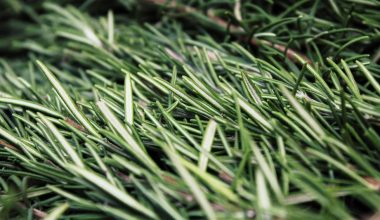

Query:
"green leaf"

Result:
[[97, 100, 158, 171], [198, 119, 217, 171], [68, 165, 157, 219], [43, 203, 69, 220], [38, 113, 84, 168], [36, 60, 100, 138]]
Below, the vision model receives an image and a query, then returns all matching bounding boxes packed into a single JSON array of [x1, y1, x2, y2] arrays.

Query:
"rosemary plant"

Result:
[[1, 0, 380, 219]]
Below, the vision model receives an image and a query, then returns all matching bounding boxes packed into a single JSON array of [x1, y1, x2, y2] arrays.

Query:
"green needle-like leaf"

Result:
[[198, 119, 217, 171], [39, 113, 84, 168], [68, 165, 157, 219], [36, 60, 100, 138], [43, 203, 69, 220]]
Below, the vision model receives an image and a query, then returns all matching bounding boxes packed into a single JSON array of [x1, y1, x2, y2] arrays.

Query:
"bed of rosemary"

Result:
[[1, 0, 380, 219]]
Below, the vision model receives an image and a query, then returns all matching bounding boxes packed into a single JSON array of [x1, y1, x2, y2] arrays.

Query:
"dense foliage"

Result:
[[1, 0, 380, 219]]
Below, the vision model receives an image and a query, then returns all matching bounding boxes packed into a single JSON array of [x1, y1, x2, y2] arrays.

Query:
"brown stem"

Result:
[[144, 0, 312, 64], [18, 203, 47, 219], [250, 38, 312, 64], [33, 208, 48, 219], [363, 176, 380, 191], [65, 118, 87, 132], [218, 171, 233, 184], [0, 139, 19, 151]]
